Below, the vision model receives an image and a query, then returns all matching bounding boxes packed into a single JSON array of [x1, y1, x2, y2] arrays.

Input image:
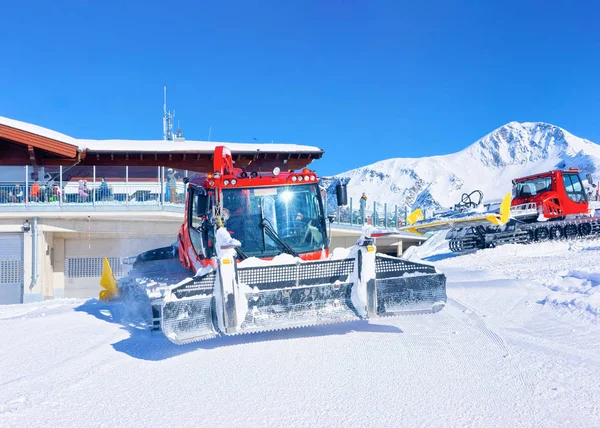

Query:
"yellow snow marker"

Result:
[[99, 257, 119, 301], [499, 192, 512, 225], [485, 193, 512, 226], [406, 208, 424, 225]]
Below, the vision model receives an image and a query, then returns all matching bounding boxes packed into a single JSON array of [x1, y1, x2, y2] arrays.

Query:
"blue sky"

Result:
[[1, 1, 599, 175]]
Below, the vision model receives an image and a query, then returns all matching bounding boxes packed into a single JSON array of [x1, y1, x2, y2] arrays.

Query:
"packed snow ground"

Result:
[[2, 239, 600, 427]]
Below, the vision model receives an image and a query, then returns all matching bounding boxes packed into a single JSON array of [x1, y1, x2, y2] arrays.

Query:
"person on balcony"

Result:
[[50, 184, 61, 202], [78, 180, 89, 202], [167, 168, 179, 203], [359, 192, 368, 224], [30, 180, 41, 202], [10, 184, 24, 203], [97, 177, 112, 201]]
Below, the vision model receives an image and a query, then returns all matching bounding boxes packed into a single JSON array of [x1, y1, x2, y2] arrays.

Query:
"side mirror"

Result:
[[335, 183, 348, 206], [183, 176, 190, 184], [327, 214, 336, 223]]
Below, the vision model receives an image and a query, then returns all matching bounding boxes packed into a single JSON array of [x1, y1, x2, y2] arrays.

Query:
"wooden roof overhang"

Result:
[[0, 124, 83, 166], [80, 149, 323, 172], [0, 122, 324, 172]]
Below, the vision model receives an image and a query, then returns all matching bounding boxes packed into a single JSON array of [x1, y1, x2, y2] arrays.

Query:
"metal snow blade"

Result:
[[161, 272, 217, 344], [400, 192, 512, 235], [373, 254, 446, 315], [237, 258, 358, 332], [160, 258, 360, 344], [160, 244, 447, 345]]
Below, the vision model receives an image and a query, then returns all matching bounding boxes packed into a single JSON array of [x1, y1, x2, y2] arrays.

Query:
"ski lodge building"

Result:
[[0, 116, 425, 305]]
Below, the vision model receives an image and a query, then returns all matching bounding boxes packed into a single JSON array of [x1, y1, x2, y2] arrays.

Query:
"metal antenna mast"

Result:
[[163, 86, 174, 141]]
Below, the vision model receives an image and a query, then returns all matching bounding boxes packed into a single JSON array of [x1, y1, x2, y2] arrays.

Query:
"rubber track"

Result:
[[450, 216, 600, 253]]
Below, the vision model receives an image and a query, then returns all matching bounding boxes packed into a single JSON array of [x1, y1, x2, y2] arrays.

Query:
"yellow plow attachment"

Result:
[[400, 193, 512, 235], [406, 208, 424, 226]]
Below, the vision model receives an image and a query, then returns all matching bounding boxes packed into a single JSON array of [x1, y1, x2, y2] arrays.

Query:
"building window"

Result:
[[66, 257, 123, 278]]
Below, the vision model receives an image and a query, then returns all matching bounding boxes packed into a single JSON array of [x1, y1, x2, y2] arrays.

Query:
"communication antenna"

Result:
[[163, 86, 174, 141], [176, 120, 183, 139]]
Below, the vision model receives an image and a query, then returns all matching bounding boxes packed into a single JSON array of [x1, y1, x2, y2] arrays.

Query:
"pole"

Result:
[[160, 167, 165, 205], [25, 165, 29, 206], [349, 197, 353, 225], [158, 166, 162, 207], [30, 217, 39, 291], [384, 203, 388, 228], [395, 205, 398, 228], [59, 166, 63, 206], [373, 201, 377, 226], [92, 166, 96, 206], [163, 86, 167, 141], [125, 166, 129, 206]]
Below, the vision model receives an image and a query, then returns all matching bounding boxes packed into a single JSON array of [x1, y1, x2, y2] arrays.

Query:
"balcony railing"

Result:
[[0, 183, 186, 207], [326, 197, 411, 229], [0, 165, 187, 211], [0, 165, 418, 231]]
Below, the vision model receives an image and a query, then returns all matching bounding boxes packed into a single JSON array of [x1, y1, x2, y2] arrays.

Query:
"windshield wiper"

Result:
[[260, 219, 299, 257], [234, 246, 249, 260]]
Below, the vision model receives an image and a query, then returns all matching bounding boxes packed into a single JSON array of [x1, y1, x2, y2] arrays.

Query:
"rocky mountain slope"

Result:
[[324, 122, 600, 214]]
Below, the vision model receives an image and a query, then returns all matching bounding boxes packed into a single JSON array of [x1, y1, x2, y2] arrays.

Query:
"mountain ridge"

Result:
[[324, 121, 600, 214]]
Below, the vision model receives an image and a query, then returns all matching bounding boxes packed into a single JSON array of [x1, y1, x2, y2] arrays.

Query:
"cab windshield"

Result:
[[513, 176, 552, 198], [222, 183, 326, 257]]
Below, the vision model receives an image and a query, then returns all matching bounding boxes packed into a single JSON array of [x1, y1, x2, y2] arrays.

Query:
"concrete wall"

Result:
[[53, 237, 65, 298], [62, 235, 176, 298], [331, 234, 417, 256], [0, 215, 181, 302], [330, 235, 360, 250], [1, 213, 426, 303]]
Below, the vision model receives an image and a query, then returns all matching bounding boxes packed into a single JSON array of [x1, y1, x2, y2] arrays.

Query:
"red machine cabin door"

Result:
[[561, 173, 589, 215]]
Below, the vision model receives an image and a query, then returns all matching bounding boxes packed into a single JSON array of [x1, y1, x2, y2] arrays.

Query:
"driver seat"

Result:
[[520, 184, 533, 197]]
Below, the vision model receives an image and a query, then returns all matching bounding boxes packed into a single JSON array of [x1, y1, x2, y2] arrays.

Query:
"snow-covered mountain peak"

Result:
[[325, 122, 600, 214], [458, 121, 589, 168]]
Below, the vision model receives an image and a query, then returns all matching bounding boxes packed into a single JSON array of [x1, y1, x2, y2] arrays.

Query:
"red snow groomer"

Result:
[[402, 168, 600, 252], [102, 146, 447, 344], [511, 169, 594, 221]]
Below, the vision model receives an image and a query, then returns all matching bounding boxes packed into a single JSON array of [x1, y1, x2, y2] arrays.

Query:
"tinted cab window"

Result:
[[189, 186, 210, 258], [562, 173, 587, 203]]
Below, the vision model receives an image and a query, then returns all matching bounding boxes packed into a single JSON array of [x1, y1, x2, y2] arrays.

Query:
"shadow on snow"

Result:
[[423, 252, 463, 262], [75, 299, 403, 361]]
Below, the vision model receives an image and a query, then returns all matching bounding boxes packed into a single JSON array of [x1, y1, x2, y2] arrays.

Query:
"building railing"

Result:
[[0, 182, 187, 206], [0, 165, 187, 209], [0, 165, 421, 231], [327, 197, 412, 229]]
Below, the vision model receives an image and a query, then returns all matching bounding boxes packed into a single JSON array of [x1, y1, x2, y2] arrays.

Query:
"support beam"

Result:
[[28, 145, 39, 180], [396, 240, 403, 256]]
